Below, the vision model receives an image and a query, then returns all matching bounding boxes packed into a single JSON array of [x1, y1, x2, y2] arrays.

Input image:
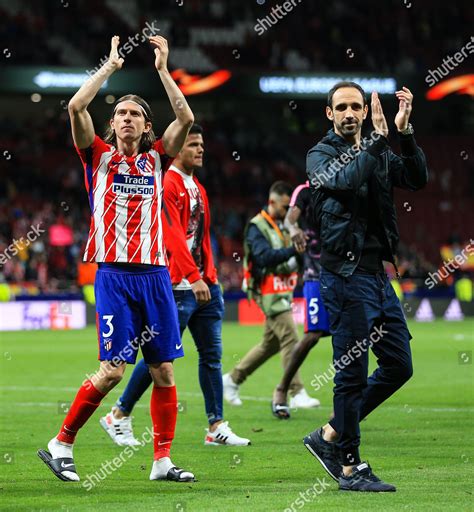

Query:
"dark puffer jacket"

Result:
[[306, 129, 428, 277]]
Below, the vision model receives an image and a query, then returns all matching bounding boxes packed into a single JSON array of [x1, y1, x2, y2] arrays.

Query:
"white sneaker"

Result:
[[289, 388, 321, 409], [223, 373, 242, 406], [100, 410, 141, 446], [204, 421, 251, 446]]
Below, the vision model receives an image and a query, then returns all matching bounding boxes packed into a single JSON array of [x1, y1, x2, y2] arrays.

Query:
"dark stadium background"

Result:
[[0, 0, 473, 319]]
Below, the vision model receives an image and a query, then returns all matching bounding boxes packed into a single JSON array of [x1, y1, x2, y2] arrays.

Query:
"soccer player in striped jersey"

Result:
[[100, 124, 250, 447], [37, 35, 195, 483]]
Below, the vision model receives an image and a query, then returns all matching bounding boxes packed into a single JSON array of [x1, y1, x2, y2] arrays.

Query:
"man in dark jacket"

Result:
[[303, 81, 428, 492]]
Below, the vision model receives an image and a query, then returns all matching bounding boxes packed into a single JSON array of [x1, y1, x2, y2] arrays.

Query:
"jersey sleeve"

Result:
[[153, 138, 174, 173], [74, 135, 111, 196], [161, 175, 202, 284], [291, 183, 310, 210], [74, 135, 111, 170]]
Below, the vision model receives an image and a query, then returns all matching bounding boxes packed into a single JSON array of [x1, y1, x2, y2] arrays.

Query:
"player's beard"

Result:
[[335, 119, 361, 138]]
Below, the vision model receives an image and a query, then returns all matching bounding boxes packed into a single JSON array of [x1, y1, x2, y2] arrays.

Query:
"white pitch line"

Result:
[[9, 402, 473, 413], [1, 386, 472, 413], [1, 385, 79, 392], [0, 385, 269, 401]]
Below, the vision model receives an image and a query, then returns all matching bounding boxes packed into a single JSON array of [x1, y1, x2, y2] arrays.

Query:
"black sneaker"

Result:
[[303, 427, 341, 481], [339, 462, 396, 492]]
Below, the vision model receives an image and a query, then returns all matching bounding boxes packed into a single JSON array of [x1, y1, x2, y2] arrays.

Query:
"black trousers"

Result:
[[320, 268, 413, 465]]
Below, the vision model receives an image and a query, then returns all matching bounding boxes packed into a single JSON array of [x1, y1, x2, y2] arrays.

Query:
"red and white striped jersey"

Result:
[[75, 135, 173, 265]]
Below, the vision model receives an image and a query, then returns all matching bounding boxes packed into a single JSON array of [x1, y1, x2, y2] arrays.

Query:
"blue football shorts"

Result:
[[303, 280, 330, 335], [94, 264, 183, 364]]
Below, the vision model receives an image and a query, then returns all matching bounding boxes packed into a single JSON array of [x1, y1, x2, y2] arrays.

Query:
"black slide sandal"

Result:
[[163, 467, 195, 482], [37, 449, 79, 482], [271, 401, 291, 419]]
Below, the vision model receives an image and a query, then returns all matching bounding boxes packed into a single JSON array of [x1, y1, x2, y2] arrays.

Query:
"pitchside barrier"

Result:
[[232, 297, 474, 325], [0, 300, 86, 331], [0, 297, 472, 331]]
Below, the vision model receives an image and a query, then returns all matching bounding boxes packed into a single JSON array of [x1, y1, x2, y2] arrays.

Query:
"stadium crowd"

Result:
[[1, 0, 472, 293], [1, 107, 471, 293], [1, 0, 471, 75]]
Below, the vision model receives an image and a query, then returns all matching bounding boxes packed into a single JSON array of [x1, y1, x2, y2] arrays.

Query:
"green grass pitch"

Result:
[[0, 319, 473, 511]]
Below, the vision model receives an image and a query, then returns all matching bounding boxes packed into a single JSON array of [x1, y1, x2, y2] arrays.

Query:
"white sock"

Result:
[[48, 437, 73, 459], [47, 437, 79, 481], [149, 457, 174, 480]]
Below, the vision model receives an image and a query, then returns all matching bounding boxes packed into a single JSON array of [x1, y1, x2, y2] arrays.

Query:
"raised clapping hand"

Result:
[[149, 35, 169, 72], [108, 35, 124, 70], [371, 91, 389, 138], [394, 86, 413, 132]]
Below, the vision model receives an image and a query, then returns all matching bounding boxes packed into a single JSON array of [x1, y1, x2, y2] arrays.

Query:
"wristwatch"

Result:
[[399, 123, 414, 136]]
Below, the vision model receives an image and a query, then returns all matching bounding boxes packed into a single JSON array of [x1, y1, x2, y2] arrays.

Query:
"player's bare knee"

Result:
[[95, 361, 125, 390], [149, 361, 175, 386], [106, 369, 124, 387]]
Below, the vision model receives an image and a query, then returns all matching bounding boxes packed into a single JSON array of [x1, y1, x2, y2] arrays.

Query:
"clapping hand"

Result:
[[394, 87, 413, 132]]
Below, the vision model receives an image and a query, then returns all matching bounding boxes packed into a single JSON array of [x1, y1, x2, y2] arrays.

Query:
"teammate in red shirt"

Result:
[[101, 125, 250, 447], [38, 35, 195, 483]]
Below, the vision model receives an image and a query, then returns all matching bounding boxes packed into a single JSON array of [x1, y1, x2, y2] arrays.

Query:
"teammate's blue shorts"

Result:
[[95, 264, 183, 364], [303, 280, 330, 335]]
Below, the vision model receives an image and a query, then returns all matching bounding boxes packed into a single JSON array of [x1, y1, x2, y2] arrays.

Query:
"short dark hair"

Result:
[[327, 81, 367, 108], [188, 123, 203, 135], [269, 181, 293, 198]]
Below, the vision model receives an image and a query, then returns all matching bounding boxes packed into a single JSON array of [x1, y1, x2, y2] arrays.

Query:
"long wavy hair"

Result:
[[104, 94, 156, 153]]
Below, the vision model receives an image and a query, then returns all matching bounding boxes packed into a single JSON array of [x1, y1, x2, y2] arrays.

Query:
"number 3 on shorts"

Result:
[[102, 315, 114, 338]]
